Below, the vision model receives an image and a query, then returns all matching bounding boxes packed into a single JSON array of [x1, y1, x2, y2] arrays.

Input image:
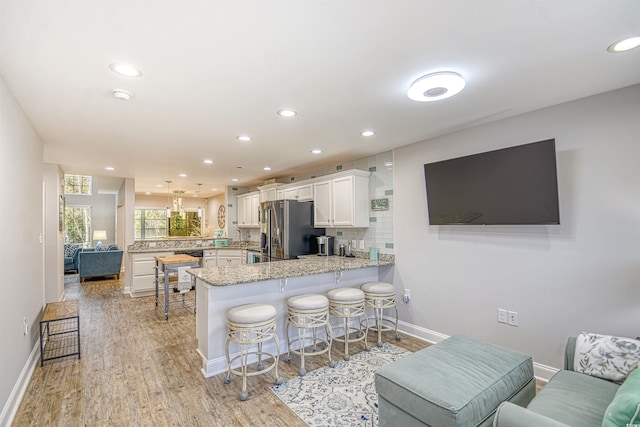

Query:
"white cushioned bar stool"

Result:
[[284, 294, 335, 376], [327, 287, 370, 360], [224, 303, 282, 401], [361, 281, 400, 347]]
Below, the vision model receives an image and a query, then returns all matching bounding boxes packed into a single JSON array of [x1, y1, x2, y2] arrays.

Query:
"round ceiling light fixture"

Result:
[[277, 109, 297, 117], [607, 36, 640, 53], [109, 62, 143, 78], [112, 89, 133, 101], [407, 71, 466, 102], [361, 130, 375, 137], [237, 135, 252, 141], [311, 148, 323, 154]]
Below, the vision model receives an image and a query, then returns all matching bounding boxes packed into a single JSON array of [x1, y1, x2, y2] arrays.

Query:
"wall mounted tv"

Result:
[[423, 138, 560, 225]]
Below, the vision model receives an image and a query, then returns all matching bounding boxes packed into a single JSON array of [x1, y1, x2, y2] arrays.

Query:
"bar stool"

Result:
[[224, 303, 282, 401], [361, 281, 400, 347], [327, 287, 370, 360], [284, 294, 335, 376]]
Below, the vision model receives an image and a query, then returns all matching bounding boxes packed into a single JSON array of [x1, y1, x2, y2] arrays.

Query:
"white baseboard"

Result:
[[0, 340, 40, 427], [396, 320, 557, 383]]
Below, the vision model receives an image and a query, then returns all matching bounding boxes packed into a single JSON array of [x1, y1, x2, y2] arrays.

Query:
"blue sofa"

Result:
[[77, 246, 124, 282], [64, 244, 81, 273]]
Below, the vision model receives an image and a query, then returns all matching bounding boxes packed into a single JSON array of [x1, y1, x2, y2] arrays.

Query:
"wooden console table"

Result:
[[39, 300, 81, 366], [154, 254, 200, 320]]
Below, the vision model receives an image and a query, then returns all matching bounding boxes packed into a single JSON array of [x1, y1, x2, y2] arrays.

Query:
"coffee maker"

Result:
[[316, 236, 335, 256]]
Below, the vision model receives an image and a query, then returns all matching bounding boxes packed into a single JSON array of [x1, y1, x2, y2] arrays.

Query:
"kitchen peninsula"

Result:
[[189, 254, 394, 377]]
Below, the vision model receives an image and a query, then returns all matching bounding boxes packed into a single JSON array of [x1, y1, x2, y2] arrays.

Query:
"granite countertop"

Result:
[[188, 255, 394, 287]]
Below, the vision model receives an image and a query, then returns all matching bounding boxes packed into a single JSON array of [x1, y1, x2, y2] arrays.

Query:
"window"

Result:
[[65, 206, 91, 245], [135, 209, 168, 240], [64, 174, 92, 195], [168, 211, 201, 237]]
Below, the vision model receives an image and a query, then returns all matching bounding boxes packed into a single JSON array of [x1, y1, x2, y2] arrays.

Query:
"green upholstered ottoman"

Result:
[[375, 335, 536, 427]]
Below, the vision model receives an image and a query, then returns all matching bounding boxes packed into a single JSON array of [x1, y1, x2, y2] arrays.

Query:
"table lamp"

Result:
[[93, 230, 107, 246]]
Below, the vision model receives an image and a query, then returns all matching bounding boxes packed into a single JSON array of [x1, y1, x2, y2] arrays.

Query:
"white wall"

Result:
[[394, 84, 640, 370], [42, 163, 64, 303], [0, 76, 45, 424]]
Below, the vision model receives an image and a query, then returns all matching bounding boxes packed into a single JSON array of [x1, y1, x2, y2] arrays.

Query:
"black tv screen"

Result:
[[424, 139, 560, 225]]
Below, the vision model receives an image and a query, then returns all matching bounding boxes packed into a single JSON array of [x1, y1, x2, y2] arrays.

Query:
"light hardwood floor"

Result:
[[13, 276, 430, 426]]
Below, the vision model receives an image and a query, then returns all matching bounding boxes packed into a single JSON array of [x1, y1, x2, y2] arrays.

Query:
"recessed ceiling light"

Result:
[[277, 109, 297, 117], [105, 166, 115, 171], [112, 89, 133, 101], [109, 62, 143, 78], [211, 188, 217, 191], [263, 166, 272, 171], [311, 148, 323, 154], [407, 71, 466, 102], [145, 191, 151, 195], [179, 173, 187, 177], [607, 36, 640, 53], [155, 184, 163, 188], [361, 130, 375, 137], [237, 135, 252, 141], [231, 178, 239, 182], [203, 159, 213, 164]]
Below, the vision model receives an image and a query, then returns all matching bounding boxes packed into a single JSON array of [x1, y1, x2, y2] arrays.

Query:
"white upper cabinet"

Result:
[[237, 191, 260, 227], [313, 170, 370, 228]]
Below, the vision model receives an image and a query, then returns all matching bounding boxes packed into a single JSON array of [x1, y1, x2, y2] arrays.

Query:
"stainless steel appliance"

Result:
[[260, 200, 325, 260], [316, 235, 335, 256]]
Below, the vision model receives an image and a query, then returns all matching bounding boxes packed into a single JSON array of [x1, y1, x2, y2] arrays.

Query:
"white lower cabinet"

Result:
[[132, 251, 174, 296], [202, 249, 245, 266], [217, 249, 244, 266]]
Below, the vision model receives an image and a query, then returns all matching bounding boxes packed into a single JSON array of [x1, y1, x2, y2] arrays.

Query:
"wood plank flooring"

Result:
[[13, 277, 430, 426]]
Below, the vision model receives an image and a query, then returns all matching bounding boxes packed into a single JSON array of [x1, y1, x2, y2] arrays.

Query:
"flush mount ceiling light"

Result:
[[263, 166, 272, 171], [407, 71, 466, 102], [231, 178, 239, 182], [112, 89, 133, 101], [109, 62, 143, 78], [105, 166, 115, 171], [179, 173, 187, 177], [607, 36, 640, 52], [237, 135, 252, 141], [277, 109, 297, 117], [203, 159, 213, 164], [361, 130, 375, 137], [311, 148, 323, 154]]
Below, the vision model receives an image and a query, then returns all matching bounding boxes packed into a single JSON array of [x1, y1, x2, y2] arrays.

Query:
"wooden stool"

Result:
[[327, 287, 370, 360], [361, 281, 400, 347], [284, 294, 335, 376], [224, 303, 282, 401]]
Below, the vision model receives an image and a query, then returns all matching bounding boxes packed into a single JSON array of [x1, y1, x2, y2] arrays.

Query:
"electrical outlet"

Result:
[[359, 240, 365, 250], [403, 289, 411, 303], [497, 309, 507, 324], [23, 317, 29, 335], [507, 311, 519, 326]]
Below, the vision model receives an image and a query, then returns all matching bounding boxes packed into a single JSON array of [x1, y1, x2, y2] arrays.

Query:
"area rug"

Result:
[[271, 343, 410, 426]]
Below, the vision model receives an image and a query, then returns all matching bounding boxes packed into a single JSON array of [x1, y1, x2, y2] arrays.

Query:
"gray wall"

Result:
[[65, 177, 117, 247], [0, 76, 45, 423], [393, 84, 640, 371]]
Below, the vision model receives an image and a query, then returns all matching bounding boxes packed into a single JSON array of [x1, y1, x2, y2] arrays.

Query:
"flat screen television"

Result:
[[423, 138, 560, 225]]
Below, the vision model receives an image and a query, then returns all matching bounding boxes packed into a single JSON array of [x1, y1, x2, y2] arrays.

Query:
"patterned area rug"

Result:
[[271, 343, 410, 426]]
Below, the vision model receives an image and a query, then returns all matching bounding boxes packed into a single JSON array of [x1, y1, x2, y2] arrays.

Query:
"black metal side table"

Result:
[[39, 300, 81, 366]]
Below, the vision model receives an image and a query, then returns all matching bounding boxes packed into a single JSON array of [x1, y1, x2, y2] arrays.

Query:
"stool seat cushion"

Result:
[[376, 335, 534, 427], [288, 294, 329, 311], [327, 287, 365, 303], [228, 303, 276, 324], [361, 281, 395, 294]]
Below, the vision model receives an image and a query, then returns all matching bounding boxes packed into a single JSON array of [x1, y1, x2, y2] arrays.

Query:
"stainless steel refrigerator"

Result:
[[260, 200, 325, 260]]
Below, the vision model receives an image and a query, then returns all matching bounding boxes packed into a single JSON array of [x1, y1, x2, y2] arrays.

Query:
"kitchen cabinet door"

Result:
[[297, 184, 313, 201], [313, 180, 332, 227], [250, 193, 260, 226], [332, 175, 355, 226]]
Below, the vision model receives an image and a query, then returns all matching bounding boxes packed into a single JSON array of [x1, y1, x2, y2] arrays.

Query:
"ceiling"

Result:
[[1, 1, 639, 199]]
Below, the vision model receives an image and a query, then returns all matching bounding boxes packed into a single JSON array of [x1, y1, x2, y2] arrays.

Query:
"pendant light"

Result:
[[165, 180, 172, 217], [196, 184, 203, 218]]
